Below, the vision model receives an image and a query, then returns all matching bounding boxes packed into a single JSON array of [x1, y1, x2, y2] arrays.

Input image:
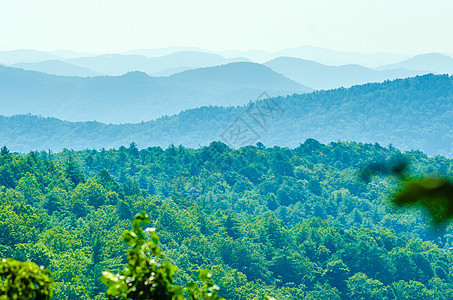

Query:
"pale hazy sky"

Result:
[[1, 0, 452, 54]]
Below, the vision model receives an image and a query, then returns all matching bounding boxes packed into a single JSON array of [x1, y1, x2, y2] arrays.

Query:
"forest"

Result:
[[1, 140, 453, 299], [0, 74, 452, 157]]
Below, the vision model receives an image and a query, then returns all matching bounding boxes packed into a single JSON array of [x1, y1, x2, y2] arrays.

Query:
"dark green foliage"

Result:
[[324, 259, 350, 292], [395, 178, 453, 224], [65, 156, 85, 187], [0, 147, 9, 156], [362, 157, 453, 225]]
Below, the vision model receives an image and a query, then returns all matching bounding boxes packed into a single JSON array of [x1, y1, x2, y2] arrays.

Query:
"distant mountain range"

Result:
[[378, 53, 453, 74], [12, 60, 102, 77], [1, 46, 411, 67], [264, 57, 425, 90], [2, 48, 452, 89], [0, 62, 310, 123], [0, 49, 61, 64], [0, 49, 250, 77], [65, 51, 249, 76], [221, 45, 411, 67], [0, 74, 452, 157]]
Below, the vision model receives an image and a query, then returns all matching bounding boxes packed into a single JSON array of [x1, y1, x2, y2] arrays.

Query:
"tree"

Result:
[[15, 172, 44, 206], [0, 146, 9, 156], [72, 179, 108, 209], [346, 272, 387, 300], [256, 142, 265, 150], [390, 280, 434, 300], [324, 259, 350, 292], [305, 283, 341, 300], [65, 157, 85, 187], [224, 212, 242, 239]]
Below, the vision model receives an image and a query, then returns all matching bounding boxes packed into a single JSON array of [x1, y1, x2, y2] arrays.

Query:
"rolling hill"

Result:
[[0, 49, 62, 65], [0, 74, 451, 157], [264, 57, 424, 90], [221, 45, 410, 67], [378, 53, 453, 74], [0, 62, 310, 123], [66, 51, 249, 76], [12, 60, 102, 77]]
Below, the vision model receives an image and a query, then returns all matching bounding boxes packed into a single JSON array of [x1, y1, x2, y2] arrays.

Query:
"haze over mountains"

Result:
[[12, 60, 102, 77], [1, 74, 452, 157], [1, 46, 453, 152], [220, 45, 411, 67], [264, 57, 423, 90], [65, 51, 249, 76], [0, 46, 411, 67], [0, 49, 62, 64], [0, 62, 309, 123], [2, 47, 452, 78], [1, 47, 451, 95], [378, 53, 453, 74]]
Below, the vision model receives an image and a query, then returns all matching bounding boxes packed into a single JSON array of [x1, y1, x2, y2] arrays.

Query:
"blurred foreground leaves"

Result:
[[0, 258, 53, 300], [101, 211, 224, 300], [362, 157, 453, 225]]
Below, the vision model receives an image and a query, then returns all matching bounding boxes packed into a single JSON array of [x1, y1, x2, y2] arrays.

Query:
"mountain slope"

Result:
[[378, 53, 453, 74], [0, 74, 451, 156], [171, 61, 308, 89], [66, 51, 249, 76], [222, 45, 410, 67], [123, 46, 206, 57], [0, 49, 62, 65], [12, 60, 102, 77], [264, 57, 424, 90], [0, 62, 309, 123], [50, 49, 97, 59], [274, 45, 410, 67]]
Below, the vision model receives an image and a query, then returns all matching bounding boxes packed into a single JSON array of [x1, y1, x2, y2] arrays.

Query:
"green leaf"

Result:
[[198, 269, 211, 282], [186, 282, 197, 292]]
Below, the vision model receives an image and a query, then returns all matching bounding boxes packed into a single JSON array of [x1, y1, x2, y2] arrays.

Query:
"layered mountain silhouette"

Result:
[[221, 45, 410, 67], [4, 48, 452, 86], [264, 57, 424, 90], [0, 62, 310, 123], [0, 49, 61, 64], [12, 60, 102, 77], [378, 53, 453, 74], [0, 74, 451, 157], [65, 51, 248, 76]]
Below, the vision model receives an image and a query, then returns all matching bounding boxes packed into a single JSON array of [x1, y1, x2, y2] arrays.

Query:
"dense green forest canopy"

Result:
[[1, 74, 452, 157], [1, 140, 453, 299]]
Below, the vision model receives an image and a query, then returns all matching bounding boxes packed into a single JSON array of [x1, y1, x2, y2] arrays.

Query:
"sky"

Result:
[[1, 0, 452, 54]]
